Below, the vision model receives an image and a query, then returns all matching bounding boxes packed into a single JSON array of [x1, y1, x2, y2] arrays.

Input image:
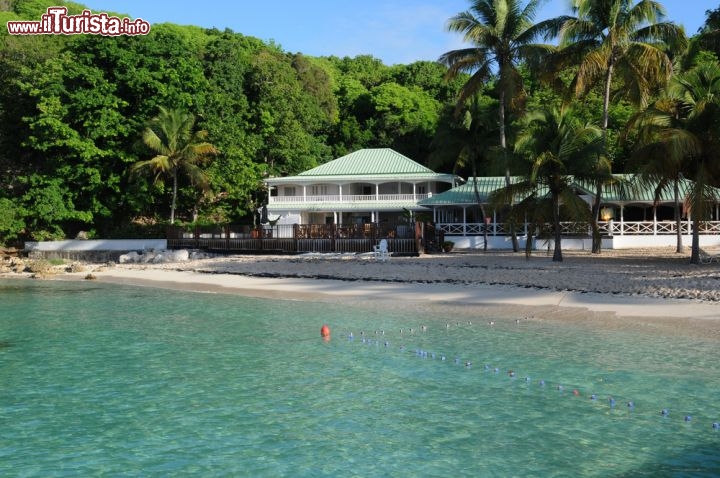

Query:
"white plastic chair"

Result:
[[700, 248, 720, 264], [373, 239, 389, 261]]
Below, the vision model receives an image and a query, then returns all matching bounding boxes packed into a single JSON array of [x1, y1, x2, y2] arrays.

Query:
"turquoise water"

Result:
[[1, 279, 719, 477]]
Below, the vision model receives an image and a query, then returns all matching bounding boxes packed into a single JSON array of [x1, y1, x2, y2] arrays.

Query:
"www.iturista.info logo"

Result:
[[6, 7, 151, 36]]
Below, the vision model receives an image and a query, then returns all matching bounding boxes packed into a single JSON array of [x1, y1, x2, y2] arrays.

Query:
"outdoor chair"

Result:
[[699, 248, 720, 264], [373, 239, 389, 261]]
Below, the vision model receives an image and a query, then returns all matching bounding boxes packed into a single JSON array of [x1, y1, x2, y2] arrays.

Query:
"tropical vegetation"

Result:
[[0, 0, 719, 264]]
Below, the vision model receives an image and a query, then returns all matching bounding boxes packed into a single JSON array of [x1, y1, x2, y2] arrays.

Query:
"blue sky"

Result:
[[81, 0, 713, 65]]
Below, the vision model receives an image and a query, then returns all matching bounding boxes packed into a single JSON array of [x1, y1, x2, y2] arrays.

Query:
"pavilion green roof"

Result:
[[420, 175, 720, 207], [573, 175, 720, 203], [419, 177, 520, 205], [298, 148, 436, 176]]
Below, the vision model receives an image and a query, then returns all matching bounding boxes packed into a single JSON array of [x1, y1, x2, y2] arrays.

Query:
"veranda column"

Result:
[[620, 205, 625, 236]]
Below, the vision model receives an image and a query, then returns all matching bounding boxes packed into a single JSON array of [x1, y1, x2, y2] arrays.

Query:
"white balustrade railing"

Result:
[[437, 220, 720, 236], [269, 193, 430, 203]]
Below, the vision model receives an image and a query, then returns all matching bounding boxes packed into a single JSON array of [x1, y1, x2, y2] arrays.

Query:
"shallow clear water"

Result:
[[1, 279, 719, 477]]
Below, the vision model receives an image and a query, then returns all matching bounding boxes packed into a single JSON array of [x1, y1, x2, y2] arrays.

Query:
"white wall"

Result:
[[25, 239, 167, 252], [449, 236, 530, 250], [274, 213, 302, 226], [608, 235, 720, 249], [448, 235, 720, 250]]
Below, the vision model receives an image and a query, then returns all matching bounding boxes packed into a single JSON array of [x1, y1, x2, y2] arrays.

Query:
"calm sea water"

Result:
[[1, 279, 719, 477]]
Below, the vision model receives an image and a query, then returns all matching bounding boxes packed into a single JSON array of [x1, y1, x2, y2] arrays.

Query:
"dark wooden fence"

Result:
[[166, 222, 422, 255]]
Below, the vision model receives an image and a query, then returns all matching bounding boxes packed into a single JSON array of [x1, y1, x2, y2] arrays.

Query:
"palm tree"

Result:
[[497, 106, 603, 261], [553, 0, 687, 253], [626, 96, 688, 253], [630, 59, 720, 264], [430, 94, 506, 251], [133, 107, 218, 224], [439, 0, 559, 251]]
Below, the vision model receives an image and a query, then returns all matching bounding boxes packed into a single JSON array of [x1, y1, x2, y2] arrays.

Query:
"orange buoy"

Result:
[[320, 324, 330, 338]]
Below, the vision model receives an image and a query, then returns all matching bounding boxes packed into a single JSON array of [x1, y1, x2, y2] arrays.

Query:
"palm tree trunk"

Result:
[[602, 62, 613, 132], [552, 192, 563, 262], [170, 170, 178, 224], [691, 213, 700, 264], [591, 182, 602, 253], [690, 178, 703, 264], [674, 177, 683, 253], [470, 160, 488, 252], [499, 89, 519, 252], [592, 62, 615, 254]]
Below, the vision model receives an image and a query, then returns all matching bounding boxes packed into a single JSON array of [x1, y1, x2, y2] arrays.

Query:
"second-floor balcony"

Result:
[[269, 193, 431, 204]]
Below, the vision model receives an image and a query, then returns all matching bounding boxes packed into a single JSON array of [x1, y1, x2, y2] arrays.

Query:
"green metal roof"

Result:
[[419, 177, 515, 206], [573, 175, 720, 203], [266, 148, 456, 185], [420, 174, 720, 207], [298, 148, 435, 176]]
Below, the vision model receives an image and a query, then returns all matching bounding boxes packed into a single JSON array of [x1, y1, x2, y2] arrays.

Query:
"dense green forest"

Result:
[[1, 0, 719, 249]]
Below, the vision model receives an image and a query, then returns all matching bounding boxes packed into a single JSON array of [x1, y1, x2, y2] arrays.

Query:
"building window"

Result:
[[311, 185, 328, 196], [283, 187, 296, 196], [362, 186, 372, 196], [417, 185, 426, 194]]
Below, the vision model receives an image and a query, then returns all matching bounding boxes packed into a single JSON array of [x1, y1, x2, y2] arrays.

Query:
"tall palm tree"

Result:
[[497, 106, 603, 261], [630, 59, 720, 263], [626, 96, 688, 253], [553, 0, 687, 253], [133, 107, 218, 224], [439, 0, 559, 251]]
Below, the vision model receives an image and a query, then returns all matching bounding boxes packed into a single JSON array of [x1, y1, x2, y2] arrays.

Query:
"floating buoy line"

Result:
[[336, 321, 720, 432]]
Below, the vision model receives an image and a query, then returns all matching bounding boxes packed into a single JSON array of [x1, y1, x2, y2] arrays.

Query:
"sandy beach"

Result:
[[3, 247, 719, 338], [8, 246, 713, 339]]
